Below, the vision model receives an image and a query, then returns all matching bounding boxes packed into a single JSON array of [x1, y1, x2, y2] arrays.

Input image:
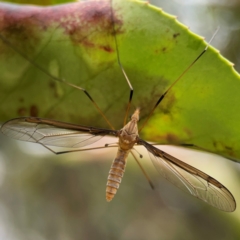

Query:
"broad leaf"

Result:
[[0, 0, 239, 161]]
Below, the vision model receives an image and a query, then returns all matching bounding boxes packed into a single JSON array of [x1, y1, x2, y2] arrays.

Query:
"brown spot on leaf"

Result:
[[100, 45, 113, 52], [30, 105, 38, 117], [49, 81, 60, 98], [148, 132, 180, 144], [17, 107, 27, 116], [173, 33, 180, 38], [49, 81, 55, 89], [165, 133, 179, 143], [155, 47, 167, 54], [162, 47, 167, 52]]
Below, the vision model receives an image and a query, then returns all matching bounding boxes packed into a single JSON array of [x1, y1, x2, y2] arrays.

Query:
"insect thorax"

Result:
[[118, 120, 138, 150]]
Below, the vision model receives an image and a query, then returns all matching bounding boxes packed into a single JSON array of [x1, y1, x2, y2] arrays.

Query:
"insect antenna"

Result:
[[110, 0, 134, 126], [0, 33, 115, 130], [139, 27, 220, 133]]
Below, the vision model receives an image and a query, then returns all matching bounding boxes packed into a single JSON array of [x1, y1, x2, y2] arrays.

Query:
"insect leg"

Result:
[[130, 150, 154, 189], [41, 145, 119, 155], [0, 34, 115, 130], [139, 27, 220, 132], [110, 0, 133, 126]]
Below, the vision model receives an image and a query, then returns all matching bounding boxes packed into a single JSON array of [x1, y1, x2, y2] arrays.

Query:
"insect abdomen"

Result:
[[106, 149, 129, 202]]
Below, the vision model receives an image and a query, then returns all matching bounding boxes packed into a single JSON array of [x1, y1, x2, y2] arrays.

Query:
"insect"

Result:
[[0, 0, 236, 211]]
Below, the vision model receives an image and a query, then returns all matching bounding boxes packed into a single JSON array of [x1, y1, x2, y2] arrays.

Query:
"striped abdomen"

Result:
[[106, 148, 130, 202]]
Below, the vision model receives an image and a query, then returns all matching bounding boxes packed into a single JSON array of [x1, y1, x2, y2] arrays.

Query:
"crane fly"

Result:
[[0, 0, 236, 212]]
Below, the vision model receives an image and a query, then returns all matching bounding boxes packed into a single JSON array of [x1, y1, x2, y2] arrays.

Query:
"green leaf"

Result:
[[0, 0, 239, 161]]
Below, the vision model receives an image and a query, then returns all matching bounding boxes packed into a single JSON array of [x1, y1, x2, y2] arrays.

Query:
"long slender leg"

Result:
[[41, 144, 118, 155], [139, 27, 220, 132], [0, 34, 115, 130], [130, 150, 154, 189], [110, 0, 134, 125]]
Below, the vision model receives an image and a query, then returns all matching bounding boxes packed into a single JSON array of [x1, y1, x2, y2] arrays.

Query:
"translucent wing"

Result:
[[1, 117, 118, 150], [138, 138, 236, 212]]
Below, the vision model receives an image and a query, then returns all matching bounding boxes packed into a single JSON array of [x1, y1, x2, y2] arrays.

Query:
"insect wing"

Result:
[[1, 117, 118, 149], [138, 139, 236, 212]]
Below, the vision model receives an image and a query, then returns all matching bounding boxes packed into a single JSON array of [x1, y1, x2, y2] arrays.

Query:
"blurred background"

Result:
[[1, 0, 240, 239], [153, 0, 240, 72]]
